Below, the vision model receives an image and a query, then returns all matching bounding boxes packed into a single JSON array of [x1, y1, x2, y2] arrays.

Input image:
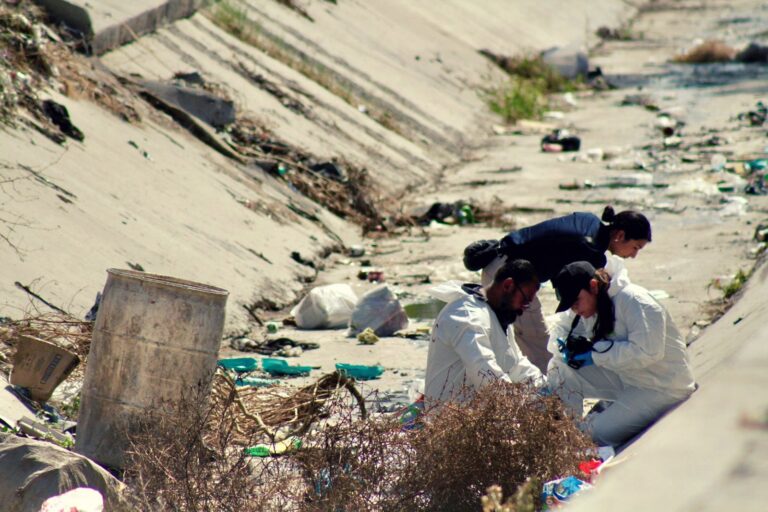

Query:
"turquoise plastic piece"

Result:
[[235, 377, 280, 388], [335, 363, 385, 380], [217, 357, 258, 373], [262, 358, 315, 376]]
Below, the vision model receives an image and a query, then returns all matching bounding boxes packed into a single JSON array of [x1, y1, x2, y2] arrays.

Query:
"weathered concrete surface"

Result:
[[569, 256, 768, 512], [34, 0, 204, 54], [1, 0, 636, 332]]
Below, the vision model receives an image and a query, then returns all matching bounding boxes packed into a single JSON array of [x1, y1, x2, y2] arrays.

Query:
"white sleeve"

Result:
[[547, 311, 576, 355], [444, 312, 511, 388], [592, 294, 666, 370]]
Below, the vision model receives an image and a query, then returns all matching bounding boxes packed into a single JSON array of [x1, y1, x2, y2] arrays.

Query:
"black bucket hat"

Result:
[[552, 261, 596, 312]]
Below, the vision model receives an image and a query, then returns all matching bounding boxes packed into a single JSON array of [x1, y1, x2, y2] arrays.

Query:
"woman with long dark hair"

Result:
[[463, 206, 653, 373], [547, 261, 696, 447]]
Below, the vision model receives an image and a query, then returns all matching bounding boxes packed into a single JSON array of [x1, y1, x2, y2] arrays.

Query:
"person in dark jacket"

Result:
[[463, 206, 652, 372]]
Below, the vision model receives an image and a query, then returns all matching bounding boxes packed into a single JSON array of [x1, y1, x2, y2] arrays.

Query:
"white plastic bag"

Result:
[[291, 284, 357, 329], [39, 488, 103, 512], [348, 285, 409, 337]]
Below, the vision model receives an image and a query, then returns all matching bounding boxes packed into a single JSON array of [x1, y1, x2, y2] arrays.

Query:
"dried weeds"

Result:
[[125, 375, 593, 512], [674, 40, 736, 63]]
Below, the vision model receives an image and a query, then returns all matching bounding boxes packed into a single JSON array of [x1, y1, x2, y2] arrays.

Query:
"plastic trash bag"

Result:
[[348, 285, 409, 337], [39, 487, 103, 512], [291, 284, 357, 329]]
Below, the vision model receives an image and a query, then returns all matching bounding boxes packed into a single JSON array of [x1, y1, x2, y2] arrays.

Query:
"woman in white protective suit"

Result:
[[547, 261, 696, 447]]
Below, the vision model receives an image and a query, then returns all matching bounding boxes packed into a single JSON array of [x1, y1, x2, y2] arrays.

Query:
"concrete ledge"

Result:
[[34, 0, 204, 54]]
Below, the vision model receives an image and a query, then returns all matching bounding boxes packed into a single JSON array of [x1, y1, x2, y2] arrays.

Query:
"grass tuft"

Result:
[[673, 40, 736, 63]]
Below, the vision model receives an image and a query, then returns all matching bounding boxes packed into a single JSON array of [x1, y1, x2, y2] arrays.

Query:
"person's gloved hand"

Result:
[[567, 351, 594, 370]]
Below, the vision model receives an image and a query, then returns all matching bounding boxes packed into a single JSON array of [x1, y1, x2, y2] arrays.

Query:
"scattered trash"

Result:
[[541, 476, 592, 509], [16, 417, 73, 447], [578, 459, 604, 482], [720, 196, 748, 217], [357, 327, 379, 345], [736, 42, 768, 63], [621, 93, 659, 111], [418, 201, 476, 225], [754, 223, 768, 242], [348, 245, 365, 257], [364, 270, 386, 282], [245, 436, 302, 457], [541, 129, 581, 152], [10, 335, 80, 402], [393, 324, 430, 339], [648, 289, 670, 300], [262, 358, 317, 377], [540, 44, 589, 79], [229, 337, 319, 355], [348, 285, 409, 337], [42, 99, 84, 141], [665, 178, 720, 198], [737, 101, 767, 126], [40, 487, 104, 512], [309, 161, 347, 182], [291, 284, 357, 329], [276, 345, 303, 357], [710, 154, 727, 171], [266, 321, 281, 334], [235, 376, 279, 388], [217, 357, 258, 373], [84, 292, 101, 322], [335, 363, 385, 381], [403, 299, 446, 319]]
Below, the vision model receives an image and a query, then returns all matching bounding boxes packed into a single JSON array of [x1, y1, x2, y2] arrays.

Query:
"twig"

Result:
[[14, 281, 69, 315]]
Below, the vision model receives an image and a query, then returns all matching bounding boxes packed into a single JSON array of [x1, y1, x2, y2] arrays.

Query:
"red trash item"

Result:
[[578, 459, 603, 482]]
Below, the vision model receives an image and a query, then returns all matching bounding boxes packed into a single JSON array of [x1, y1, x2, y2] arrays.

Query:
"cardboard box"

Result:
[[10, 335, 80, 401]]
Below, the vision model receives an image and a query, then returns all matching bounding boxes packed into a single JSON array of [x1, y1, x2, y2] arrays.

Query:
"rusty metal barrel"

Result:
[[75, 269, 228, 468]]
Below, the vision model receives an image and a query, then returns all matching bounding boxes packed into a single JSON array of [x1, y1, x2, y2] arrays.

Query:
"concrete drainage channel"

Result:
[[1, 0, 767, 510]]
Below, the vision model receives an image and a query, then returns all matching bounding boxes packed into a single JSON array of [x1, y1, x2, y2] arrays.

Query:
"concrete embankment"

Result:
[[2, 0, 634, 330]]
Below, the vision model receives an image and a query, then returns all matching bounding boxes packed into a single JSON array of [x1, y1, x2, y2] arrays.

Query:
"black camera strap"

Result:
[[566, 314, 614, 354]]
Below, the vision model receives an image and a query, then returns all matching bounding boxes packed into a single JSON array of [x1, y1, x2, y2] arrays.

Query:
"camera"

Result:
[[565, 334, 593, 355]]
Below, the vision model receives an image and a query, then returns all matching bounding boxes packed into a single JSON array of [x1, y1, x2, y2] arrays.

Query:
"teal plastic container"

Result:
[[217, 357, 258, 373], [335, 363, 384, 380], [262, 358, 315, 376]]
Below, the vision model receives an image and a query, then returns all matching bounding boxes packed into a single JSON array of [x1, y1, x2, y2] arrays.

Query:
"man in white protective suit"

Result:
[[424, 259, 545, 405]]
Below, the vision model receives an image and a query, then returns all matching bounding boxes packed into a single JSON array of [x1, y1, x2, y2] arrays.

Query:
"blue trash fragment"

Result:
[[335, 363, 384, 380]]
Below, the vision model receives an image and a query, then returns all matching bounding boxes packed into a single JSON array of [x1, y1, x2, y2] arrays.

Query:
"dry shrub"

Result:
[[285, 381, 593, 512], [125, 378, 593, 512], [124, 383, 262, 512], [674, 40, 736, 63]]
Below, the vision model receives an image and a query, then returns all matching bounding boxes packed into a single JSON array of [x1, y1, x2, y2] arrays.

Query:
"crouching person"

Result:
[[424, 259, 545, 405], [547, 261, 696, 447]]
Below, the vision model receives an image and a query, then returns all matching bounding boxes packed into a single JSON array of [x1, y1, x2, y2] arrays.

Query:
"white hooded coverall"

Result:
[[424, 282, 544, 405], [546, 278, 696, 447]]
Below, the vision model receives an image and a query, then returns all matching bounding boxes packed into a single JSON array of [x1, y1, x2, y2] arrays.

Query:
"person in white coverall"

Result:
[[547, 261, 696, 447], [424, 259, 545, 405], [463, 206, 653, 373]]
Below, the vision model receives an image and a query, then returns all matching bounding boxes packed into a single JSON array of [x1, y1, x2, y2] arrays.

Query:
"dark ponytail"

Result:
[[602, 205, 652, 242], [592, 269, 615, 340]]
